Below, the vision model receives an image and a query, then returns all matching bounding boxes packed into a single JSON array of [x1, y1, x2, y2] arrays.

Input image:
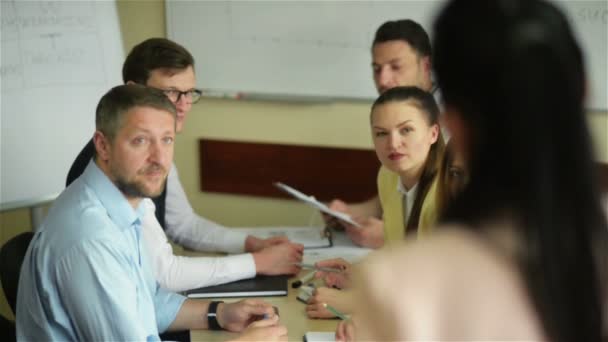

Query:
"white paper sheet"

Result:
[[274, 182, 362, 227], [304, 331, 335, 342], [236, 226, 331, 248]]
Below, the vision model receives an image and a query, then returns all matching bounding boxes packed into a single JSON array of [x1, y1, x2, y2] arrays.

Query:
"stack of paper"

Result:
[[302, 246, 371, 265]]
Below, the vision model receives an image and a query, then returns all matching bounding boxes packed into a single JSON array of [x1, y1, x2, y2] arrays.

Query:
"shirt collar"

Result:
[[81, 160, 146, 230], [397, 179, 418, 198]]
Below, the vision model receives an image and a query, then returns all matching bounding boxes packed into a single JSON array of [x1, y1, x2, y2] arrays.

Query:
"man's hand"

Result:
[[305, 287, 352, 319], [228, 315, 287, 342], [245, 235, 290, 253], [253, 242, 304, 275], [344, 216, 384, 249], [314, 258, 352, 289], [217, 299, 276, 332]]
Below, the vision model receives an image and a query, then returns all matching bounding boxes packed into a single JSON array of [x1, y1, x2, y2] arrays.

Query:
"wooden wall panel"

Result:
[[199, 139, 380, 202], [198, 141, 608, 203], [598, 162, 608, 194]]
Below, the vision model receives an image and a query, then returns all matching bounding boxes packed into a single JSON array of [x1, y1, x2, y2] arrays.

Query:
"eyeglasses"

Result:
[[160, 88, 203, 104]]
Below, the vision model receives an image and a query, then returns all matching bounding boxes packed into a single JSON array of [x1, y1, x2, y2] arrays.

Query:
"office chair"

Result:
[[0, 314, 15, 342], [0, 231, 34, 315]]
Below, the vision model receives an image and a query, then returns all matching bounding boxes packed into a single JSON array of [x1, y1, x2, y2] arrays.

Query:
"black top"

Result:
[[65, 139, 167, 228]]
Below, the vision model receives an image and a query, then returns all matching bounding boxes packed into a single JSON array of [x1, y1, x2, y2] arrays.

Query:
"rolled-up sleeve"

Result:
[[153, 284, 186, 333]]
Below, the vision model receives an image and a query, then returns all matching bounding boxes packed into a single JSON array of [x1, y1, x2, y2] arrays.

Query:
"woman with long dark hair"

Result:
[[342, 0, 608, 340]]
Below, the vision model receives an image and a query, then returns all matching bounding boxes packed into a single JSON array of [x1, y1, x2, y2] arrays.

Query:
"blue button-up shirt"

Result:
[[16, 161, 186, 341]]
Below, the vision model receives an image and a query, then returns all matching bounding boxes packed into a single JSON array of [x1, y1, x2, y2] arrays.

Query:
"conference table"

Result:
[[182, 229, 371, 341], [189, 271, 339, 341]]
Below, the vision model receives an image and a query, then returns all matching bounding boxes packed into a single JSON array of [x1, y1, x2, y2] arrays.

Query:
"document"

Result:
[[304, 332, 335, 342], [236, 226, 331, 248], [302, 230, 372, 264], [274, 182, 361, 228], [303, 246, 371, 265]]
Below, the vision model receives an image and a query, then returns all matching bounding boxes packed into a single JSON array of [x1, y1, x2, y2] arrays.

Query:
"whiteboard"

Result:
[[555, 1, 607, 111], [166, 0, 607, 110], [1, 1, 124, 208]]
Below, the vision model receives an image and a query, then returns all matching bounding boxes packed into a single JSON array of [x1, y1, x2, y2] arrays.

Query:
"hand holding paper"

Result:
[[274, 182, 362, 228]]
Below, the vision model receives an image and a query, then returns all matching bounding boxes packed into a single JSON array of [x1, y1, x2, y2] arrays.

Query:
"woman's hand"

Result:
[[305, 287, 351, 318], [314, 258, 352, 289]]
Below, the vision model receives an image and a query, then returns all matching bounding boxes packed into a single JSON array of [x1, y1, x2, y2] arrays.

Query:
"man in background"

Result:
[[66, 38, 303, 292]]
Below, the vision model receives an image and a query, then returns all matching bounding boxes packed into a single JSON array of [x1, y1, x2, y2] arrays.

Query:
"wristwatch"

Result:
[[207, 301, 224, 330]]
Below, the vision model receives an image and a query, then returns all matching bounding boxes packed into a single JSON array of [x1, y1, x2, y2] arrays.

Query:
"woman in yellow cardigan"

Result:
[[306, 87, 445, 318], [326, 86, 445, 248], [373, 86, 445, 244]]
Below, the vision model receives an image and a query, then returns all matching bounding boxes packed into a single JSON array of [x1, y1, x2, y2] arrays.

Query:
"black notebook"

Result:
[[185, 275, 289, 299]]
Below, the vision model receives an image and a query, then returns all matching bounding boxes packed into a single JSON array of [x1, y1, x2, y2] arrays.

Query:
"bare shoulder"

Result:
[[357, 227, 504, 285], [360, 226, 522, 280], [353, 226, 545, 340]]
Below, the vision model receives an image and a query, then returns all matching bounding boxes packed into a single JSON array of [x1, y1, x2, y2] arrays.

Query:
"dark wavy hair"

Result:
[[434, 0, 607, 341]]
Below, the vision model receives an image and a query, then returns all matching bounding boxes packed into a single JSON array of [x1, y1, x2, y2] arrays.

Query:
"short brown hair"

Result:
[[122, 38, 195, 84], [96, 84, 176, 141]]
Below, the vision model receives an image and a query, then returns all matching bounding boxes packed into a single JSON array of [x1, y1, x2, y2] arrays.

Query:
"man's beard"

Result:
[[113, 164, 167, 199]]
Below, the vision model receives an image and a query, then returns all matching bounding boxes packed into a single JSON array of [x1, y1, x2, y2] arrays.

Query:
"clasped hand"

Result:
[[221, 299, 287, 342]]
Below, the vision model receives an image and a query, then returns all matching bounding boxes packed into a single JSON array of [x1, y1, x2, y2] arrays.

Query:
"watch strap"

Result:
[[207, 300, 224, 330]]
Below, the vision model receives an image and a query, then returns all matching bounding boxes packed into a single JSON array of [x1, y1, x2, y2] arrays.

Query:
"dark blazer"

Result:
[[66, 139, 167, 229]]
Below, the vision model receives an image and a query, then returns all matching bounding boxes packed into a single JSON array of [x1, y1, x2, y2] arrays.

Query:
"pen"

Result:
[[262, 306, 280, 319], [292, 270, 315, 288], [296, 263, 343, 273], [323, 303, 348, 320]]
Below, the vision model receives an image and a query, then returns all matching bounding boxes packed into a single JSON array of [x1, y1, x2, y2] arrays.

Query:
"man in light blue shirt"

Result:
[[16, 85, 287, 341]]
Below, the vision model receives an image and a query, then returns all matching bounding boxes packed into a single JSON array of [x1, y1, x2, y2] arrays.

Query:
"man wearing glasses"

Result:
[[66, 38, 303, 294]]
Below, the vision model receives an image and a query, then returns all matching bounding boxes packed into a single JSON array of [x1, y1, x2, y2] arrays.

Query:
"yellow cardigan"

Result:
[[377, 166, 439, 244]]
